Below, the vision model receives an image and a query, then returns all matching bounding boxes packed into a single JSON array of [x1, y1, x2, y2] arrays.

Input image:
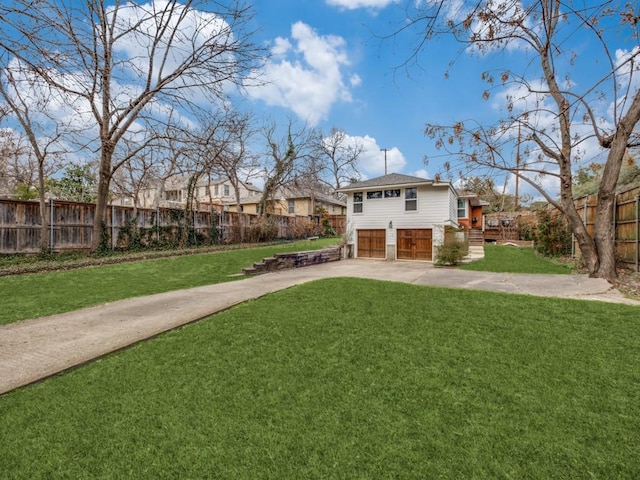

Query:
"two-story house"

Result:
[[226, 187, 346, 216], [137, 176, 260, 211], [338, 173, 459, 261]]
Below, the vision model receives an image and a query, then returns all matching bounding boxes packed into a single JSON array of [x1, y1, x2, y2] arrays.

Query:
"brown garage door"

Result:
[[397, 229, 432, 260], [357, 229, 386, 258]]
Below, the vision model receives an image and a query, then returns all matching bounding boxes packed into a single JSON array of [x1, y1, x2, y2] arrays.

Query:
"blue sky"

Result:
[[2, 0, 637, 200], [229, 0, 640, 199], [242, 0, 452, 180]]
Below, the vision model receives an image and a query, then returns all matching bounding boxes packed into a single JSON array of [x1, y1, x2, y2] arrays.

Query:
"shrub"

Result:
[[292, 220, 319, 239], [435, 240, 467, 266], [534, 210, 572, 256], [247, 216, 279, 243]]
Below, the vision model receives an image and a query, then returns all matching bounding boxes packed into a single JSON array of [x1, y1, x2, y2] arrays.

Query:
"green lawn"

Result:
[[462, 244, 573, 274], [0, 238, 337, 325], [1, 278, 638, 479]]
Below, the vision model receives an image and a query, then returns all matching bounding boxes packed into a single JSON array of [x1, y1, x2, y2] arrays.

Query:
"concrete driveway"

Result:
[[1, 259, 637, 395]]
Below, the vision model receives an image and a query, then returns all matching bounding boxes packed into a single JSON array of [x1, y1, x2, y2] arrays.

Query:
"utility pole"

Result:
[[380, 148, 389, 175]]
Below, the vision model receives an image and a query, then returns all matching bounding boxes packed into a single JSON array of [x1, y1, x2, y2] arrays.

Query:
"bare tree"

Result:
[[397, 0, 640, 280], [111, 142, 162, 211], [259, 120, 316, 216], [0, 0, 264, 251], [315, 127, 363, 192], [205, 110, 260, 240], [0, 61, 65, 252]]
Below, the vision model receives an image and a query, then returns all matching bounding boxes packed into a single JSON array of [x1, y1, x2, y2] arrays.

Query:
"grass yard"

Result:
[[0, 238, 337, 325], [1, 278, 639, 479], [462, 244, 573, 274]]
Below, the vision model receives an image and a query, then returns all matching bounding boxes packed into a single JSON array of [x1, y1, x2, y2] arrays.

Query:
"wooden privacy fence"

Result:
[[0, 198, 346, 254], [574, 185, 640, 271]]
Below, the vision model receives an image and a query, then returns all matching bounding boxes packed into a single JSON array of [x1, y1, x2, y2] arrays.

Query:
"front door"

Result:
[[397, 229, 432, 260]]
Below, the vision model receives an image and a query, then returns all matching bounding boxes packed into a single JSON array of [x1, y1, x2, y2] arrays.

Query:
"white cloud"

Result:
[[412, 168, 430, 179], [610, 46, 640, 119], [244, 22, 359, 125], [325, 0, 398, 9], [355, 135, 406, 177], [349, 74, 362, 87], [110, 1, 232, 81]]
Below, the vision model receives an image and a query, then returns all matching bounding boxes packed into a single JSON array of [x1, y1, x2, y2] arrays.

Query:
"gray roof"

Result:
[[279, 187, 346, 206], [338, 173, 437, 191]]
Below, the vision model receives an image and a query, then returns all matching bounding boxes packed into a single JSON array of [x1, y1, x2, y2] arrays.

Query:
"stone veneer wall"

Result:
[[243, 246, 342, 275]]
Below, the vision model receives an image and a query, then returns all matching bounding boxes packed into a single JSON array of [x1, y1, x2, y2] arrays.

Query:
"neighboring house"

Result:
[[226, 187, 346, 217], [338, 173, 459, 261], [110, 195, 134, 207], [137, 175, 261, 211], [456, 191, 489, 231]]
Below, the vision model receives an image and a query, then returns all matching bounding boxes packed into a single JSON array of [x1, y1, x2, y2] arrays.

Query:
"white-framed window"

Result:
[[353, 192, 363, 213], [405, 187, 417, 211], [224, 184, 230, 196], [457, 199, 467, 218], [214, 185, 219, 196], [288, 199, 295, 213], [367, 190, 383, 199], [384, 189, 401, 198]]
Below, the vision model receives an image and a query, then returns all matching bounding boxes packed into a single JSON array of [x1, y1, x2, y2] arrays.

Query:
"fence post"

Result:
[[635, 195, 640, 272], [49, 199, 54, 254], [111, 204, 115, 250], [613, 196, 617, 243]]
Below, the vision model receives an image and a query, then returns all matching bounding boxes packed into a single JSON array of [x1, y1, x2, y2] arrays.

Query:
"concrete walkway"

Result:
[[1, 259, 638, 395]]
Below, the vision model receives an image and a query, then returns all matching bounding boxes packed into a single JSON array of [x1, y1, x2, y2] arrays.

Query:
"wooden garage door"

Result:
[[397, 229, 432, 260], [357, 229, 386, 258]]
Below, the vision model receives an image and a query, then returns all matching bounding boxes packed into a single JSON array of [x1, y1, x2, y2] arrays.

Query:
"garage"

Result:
[[397, 229, 432, 260], [357, 229, 386, 258]]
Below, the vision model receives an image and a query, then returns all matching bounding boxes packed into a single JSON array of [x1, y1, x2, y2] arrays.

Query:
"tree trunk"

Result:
[[231, 180, 244, 242], [593, 90, 640, 280], [592, 175, 618, 281], [38, 163, 49, 254], [91, 147, 113, 251], [562, 195, 600, 275]]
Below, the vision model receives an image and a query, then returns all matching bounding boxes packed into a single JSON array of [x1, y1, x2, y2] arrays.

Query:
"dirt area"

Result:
[[613, 268, 640, 300]]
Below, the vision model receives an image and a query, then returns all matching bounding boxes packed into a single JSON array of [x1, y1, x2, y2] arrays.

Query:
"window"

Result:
[[165, 190, 182, 202], [457, 199, 467, 218], [405, 188, 417, 211], [288, 199, 295, 213], [224, 184, 230, 196], [353, 192, 363, 213], [214, 185, 219, 195], [367, 190, 383, 199], [384, 189, 401, 198]]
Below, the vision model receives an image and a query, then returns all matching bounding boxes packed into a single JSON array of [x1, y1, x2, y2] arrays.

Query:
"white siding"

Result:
[[345, 184, 456, 256], [449, 188, 459, 228]]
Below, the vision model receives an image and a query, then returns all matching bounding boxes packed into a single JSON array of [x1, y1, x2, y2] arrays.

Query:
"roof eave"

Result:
[[339, 181, 440, 193]]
